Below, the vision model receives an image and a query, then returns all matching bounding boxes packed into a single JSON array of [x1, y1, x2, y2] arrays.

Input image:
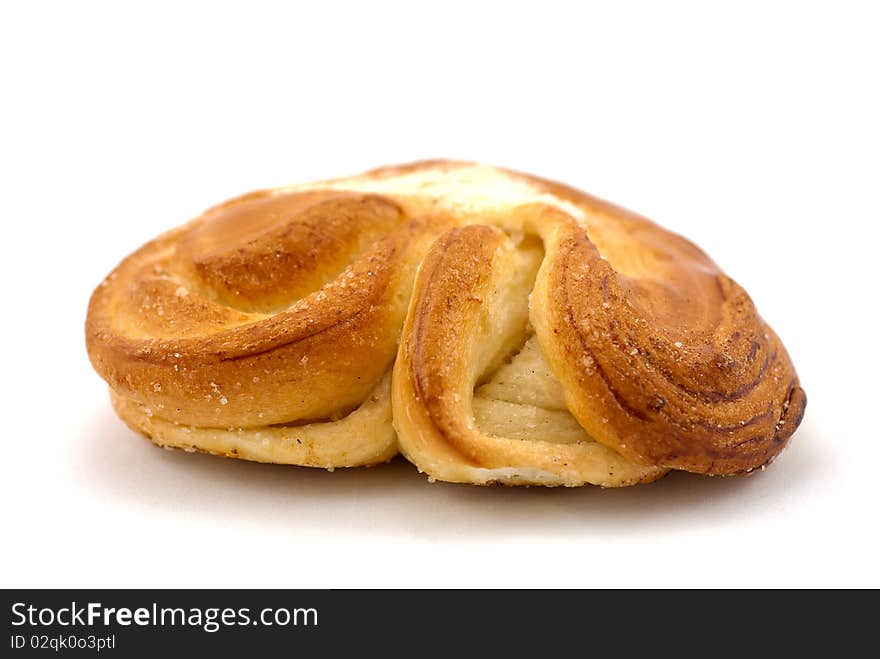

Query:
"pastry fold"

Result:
[[86, 161, 805, 485]]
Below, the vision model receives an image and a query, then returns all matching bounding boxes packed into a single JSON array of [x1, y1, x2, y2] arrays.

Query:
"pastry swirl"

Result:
[[86, 161, 805, 485]]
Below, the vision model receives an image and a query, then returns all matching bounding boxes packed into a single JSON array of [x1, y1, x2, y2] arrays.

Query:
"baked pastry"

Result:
[[86, 161, 805, 486]]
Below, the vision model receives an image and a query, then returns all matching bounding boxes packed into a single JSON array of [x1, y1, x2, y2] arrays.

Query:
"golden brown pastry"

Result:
[[86, 161, 805, 486]]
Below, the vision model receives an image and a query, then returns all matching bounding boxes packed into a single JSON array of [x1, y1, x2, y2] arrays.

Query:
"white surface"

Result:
[[1, 1, 877, 588]]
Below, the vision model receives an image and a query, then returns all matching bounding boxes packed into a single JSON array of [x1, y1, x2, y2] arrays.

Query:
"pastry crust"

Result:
[[86, 161, 805, 484]]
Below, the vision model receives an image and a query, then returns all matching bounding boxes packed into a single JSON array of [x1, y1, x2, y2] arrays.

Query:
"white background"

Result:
[[2, 1, 877, 588]]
